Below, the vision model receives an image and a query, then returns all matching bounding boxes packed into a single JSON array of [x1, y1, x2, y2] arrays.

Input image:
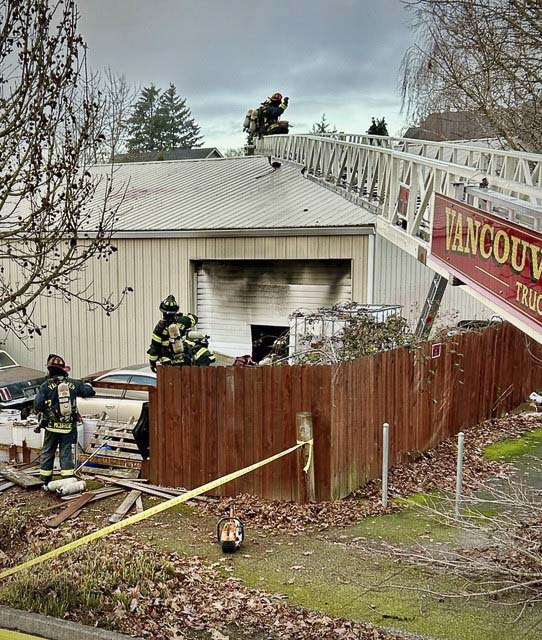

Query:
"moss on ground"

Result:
[[133, 502, 540, 640], [483, 427, 542, 461]]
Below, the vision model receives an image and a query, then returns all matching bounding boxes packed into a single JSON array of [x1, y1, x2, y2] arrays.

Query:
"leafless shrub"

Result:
[[0, 0, 131, 340], [401, 0, 542, 152], [384, 464, 542, 610]]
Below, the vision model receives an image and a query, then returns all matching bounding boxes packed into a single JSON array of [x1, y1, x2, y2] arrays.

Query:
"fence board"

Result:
[[148, 323, 542, 501]]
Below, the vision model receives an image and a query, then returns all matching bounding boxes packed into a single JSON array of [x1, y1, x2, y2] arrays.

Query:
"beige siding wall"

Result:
[[3, 235, 369, 376], [373, 236, 493, 328]]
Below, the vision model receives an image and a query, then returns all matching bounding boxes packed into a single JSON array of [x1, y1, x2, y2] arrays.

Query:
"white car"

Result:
[[78, 365, 156, 423]]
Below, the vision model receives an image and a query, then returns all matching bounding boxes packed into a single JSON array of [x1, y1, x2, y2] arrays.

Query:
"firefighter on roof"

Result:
[[34, 354, 95, 485], [147, 295, 215, 369], [261, 92, 289, 135], [243, 92, 289, 143]]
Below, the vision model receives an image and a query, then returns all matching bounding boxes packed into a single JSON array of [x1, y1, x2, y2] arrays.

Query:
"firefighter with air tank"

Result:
[[34, 354, 96, 485], [147, 295, 215, 370]]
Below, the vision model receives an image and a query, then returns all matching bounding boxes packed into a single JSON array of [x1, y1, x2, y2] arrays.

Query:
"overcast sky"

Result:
[[78, 0, 415, 152]]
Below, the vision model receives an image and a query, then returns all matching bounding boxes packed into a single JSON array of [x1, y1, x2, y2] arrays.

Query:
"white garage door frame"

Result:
[[194, 259, 352, 357]]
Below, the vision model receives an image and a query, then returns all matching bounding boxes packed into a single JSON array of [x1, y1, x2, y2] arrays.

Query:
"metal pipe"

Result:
[[382, 422, 389, 508], [455, 432, 465, 518]]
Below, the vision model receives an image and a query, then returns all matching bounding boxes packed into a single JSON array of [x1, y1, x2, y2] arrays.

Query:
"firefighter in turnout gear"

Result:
[[147, 295, 214, 369], [243, 92, 289, 144], [34, 354, 95, 485], [262, 92, 289, 135]]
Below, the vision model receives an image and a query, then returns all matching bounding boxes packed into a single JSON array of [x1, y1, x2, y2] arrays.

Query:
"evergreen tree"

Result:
[[157, 83, 203, 149], [311, 113, 337, 135], [127, 83, 203, 152], [127, 84, 162, 152], [367, 117, 389, 136]]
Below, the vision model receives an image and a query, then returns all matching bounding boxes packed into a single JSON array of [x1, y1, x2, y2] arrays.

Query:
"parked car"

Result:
[[78, 365, 156, 423], [79, 352, 234, 423], [0, 350, 47, 417]]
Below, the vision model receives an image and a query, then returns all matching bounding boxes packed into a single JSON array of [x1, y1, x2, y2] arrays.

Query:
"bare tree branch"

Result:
[[0, 0, 131, 341], [400, 0, 542, 151]]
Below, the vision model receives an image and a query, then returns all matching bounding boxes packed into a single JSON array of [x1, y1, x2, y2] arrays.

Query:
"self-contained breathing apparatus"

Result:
[[168, 322, 184, 357], [44, 377, 77, 434]]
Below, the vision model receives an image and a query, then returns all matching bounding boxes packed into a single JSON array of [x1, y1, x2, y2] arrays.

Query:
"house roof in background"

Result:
[[404, 110, 495, 142], [114, 147, 223, 163], [93, 155, 376, 235]]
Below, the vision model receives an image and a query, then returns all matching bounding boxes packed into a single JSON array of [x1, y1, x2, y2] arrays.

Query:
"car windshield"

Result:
[[130, 375, 156, 386], [0, 352, 17, 368]]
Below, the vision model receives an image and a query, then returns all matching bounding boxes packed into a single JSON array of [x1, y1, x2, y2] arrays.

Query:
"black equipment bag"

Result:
[[133, 402, 150, 460]]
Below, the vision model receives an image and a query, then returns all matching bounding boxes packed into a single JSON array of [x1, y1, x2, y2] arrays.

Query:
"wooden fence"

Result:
[[148, 323, 542, 501]]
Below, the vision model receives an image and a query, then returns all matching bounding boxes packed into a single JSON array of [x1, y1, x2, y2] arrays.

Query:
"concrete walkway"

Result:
[[0, 606, 138, 640]]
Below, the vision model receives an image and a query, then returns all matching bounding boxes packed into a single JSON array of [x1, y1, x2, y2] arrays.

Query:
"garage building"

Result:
[[4, 155, 491, 375]]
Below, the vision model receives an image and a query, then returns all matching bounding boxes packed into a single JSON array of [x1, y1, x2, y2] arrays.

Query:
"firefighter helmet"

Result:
[[159, 295, 180, 314], [46, 353, 71, 373], [270, 92, 282, 102]]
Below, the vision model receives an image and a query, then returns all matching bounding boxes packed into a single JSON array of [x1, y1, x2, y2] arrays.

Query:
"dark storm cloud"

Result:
[[77, 0, 414, 149]]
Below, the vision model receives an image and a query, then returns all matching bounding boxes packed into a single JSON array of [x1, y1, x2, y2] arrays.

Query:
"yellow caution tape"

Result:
[[0, 630, 46, 639], [0, 440, 312, 580], [296, 438, 313, 473]]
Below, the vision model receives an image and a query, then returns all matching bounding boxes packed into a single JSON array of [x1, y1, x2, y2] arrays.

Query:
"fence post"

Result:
[[382, 422, 389, 508], [455, 432, 465, 518], [296, 412, 315, 503]]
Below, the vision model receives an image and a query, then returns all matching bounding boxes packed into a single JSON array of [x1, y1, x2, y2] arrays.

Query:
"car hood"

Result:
[[0, 366, 45, 385]]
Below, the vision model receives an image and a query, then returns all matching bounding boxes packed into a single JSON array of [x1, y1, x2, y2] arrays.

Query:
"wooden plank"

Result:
[[109, 490, 141, 523], [83, 448, 142, 460], [87, 439, 140, 452], [61, 487, 126, 502], [90, 427, 135, 438], [92, 381, 153, 392], [45, 493, 94, 527], [0, 468, 43, 488], [95, 477, 177, 499], [80, 466, 140, 479], [135, 496, 144, 513], [0, 481, 15, 492], [77, 453, 141, 469]]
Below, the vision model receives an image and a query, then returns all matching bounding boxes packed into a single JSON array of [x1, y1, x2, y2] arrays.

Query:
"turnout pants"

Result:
[[40, 428, 76, 482]]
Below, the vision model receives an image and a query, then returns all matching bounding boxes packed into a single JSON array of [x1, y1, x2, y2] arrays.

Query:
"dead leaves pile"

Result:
[[197, 413, 541, 533], [54, 535, 401, 640], [382, 412, 541, 497]]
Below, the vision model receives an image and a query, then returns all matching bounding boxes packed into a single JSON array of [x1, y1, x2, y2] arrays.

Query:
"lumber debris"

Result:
[[0, 481, 15, 493], [94, 477, 175, 499], [80, 466, 140, 480], [93, 476, 210, 502], [0, 467, 43, 489], [45, 493, 94, 527], [109, 490, 141, 523]]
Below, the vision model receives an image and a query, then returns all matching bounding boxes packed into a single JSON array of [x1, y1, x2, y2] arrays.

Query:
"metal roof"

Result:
[[92, 155, 377, 235]]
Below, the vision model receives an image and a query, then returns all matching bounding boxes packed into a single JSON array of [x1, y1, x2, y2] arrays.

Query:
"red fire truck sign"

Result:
[[431, 193, 542, 331]]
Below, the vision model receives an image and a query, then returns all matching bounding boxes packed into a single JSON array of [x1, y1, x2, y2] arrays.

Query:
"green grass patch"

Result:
[[483, 428, 542, 461], [228, 534, 540, 640]]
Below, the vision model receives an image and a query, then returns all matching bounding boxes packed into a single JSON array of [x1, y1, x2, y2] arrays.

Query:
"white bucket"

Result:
[[11, 424, 26, 447], [24, 428, 43, 449], [0, 423, 12, 445], [81, 418, 98, 450], [12, 424, 43, 448]]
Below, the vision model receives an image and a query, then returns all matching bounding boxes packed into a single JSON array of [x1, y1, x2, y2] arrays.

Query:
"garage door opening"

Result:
[[195, 259, 352, 357], [251, 325, 288, 362]]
